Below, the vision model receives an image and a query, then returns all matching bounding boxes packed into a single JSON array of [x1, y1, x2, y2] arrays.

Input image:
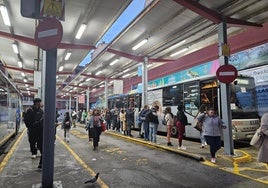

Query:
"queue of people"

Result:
[[23, 99, 268, 168]]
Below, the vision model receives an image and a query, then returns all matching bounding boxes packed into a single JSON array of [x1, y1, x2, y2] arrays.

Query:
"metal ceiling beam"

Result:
[[107, 48, 174, 63], [172, 0, 262, 27], [3, 65, 34, 74], [0, 31, 96, 50], [107, 48, 143, 62]]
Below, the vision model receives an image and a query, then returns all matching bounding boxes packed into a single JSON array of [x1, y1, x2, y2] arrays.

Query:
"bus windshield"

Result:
[[231, 77, 259, 119]]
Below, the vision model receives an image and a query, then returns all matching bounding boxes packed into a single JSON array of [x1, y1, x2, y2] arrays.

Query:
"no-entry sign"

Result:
[[34, 18, 63, 50], [216, 64, 238, 83]]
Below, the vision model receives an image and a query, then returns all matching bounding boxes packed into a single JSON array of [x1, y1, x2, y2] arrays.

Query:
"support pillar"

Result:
[[142, 57, 148, 107], [218, 21, 234, 155]]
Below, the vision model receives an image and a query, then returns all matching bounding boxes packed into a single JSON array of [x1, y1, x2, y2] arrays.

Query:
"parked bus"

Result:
[[148, 74, 259, 140], [107, 74, 259, 140], [0, 69, 22, 148]]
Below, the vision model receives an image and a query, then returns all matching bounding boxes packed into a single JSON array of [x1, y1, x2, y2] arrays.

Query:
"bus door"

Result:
[[199, 79, 218, 113], [183, 81, 200, 139]]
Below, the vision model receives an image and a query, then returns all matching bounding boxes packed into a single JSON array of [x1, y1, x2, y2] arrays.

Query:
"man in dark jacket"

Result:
[[24, 98, 44, 169], [126, 106, 135, 137]]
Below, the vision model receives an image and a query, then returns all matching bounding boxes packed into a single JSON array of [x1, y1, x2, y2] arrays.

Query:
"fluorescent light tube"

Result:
[[170, 48, 189, 57], [132, 39, 148, 50], [64, 52, 71, 60], [110, 59, 119, 66], [75, 24, 86, 39], [95, 70, 102, 75], [0, 5, 11, 26], [59, 65, 64, 71], [18, 61, 23, 68], [122, 73, 130, 78], [12, 43, 19, 54]]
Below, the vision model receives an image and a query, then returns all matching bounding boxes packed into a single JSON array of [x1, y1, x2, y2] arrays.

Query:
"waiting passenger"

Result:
[[62, 111, 72, 143], [111, 107, 120, 132], [164, 107, 174, 146], [104, 108, 112, 130], [176, 105, 188, 150], [148, 105, 159, 144], [126, 106, 135, 137], [139, 105, 150, 140], [87, 109, 103, 150], [197, 107, 226, 163], [24, 98, 44, 169], [257, 113, 268, 165], [120, 109, 127, 135]]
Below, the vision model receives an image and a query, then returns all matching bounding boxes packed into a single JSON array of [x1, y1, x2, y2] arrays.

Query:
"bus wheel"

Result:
[[171, 126, 177, 137]]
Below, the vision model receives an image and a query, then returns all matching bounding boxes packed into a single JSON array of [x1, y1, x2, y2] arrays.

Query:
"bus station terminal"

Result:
[[0, 0, 268, 187]]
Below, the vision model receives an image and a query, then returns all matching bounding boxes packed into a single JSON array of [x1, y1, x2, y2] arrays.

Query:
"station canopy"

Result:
[[0, 0, 267, 98]]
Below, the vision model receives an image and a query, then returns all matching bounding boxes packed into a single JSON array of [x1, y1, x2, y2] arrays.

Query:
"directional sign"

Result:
[[34, 18, 63, 50], [216, 64, 238, 84]]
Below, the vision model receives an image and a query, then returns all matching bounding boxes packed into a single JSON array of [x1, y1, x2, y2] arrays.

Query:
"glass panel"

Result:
[[183, 81, 200, 116], [162, 84, 183, 106], [231, 77, 258, 118]]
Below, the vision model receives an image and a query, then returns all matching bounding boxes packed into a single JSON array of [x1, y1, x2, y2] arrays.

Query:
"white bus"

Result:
[[148, 74, 260, 140]]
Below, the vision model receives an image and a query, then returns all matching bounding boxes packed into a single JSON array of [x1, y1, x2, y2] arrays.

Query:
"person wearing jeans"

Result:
[[148, 105, 159, 143]]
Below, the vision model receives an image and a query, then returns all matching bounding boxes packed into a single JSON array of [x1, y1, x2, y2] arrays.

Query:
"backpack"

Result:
[[161, 115, 167, 125], [145, 110, 152, 122]]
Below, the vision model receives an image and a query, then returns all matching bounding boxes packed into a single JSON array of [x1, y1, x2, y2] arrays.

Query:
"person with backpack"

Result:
[[176, 104, 188, 150], [148, 105, 159, 144], [164, 107, 174, 146], [87, 109, 103, 150]]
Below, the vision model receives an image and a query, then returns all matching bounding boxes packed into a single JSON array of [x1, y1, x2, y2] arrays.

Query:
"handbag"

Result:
[[250, 128, 264, 148], [194, 120, 203, 132], [101, 122, 106, 132], [193, 114, 205, 132], [64, 121, 71, 129]]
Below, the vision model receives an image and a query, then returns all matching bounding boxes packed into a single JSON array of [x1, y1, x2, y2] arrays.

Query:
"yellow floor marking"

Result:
[[56, 135, 109, 188], [0, 128, 26, 173], [201, 151, 268, 185]]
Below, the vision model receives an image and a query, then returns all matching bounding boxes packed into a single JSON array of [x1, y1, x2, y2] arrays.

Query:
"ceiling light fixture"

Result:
[[21, 72, 25, 77], [23, 78, 27, 82], [110, 58, 119, 66], [132, 38, 148, 50], [122, 73, 130, 78], [59, 65, 64, 71], [18, 61, 23, 68], [64, 51, 72, 60], [169, 40, 186, 50], [123, 68, 129, 73], [0, 5, 11, 26], [86, 78, 91, 81], [75, 24, 87, 39], [95, 70, 102, 75], [12, 43, 19, 54], [170, 47, 189, 57]]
